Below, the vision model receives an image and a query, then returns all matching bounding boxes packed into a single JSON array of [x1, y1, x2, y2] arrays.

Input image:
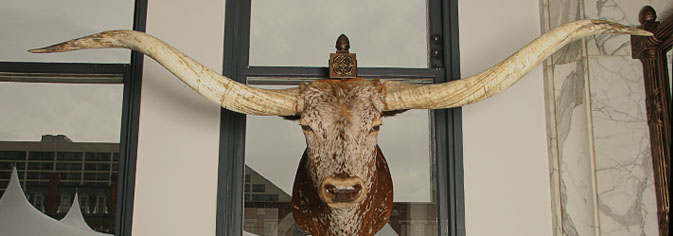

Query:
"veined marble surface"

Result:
[[540, 0, 585, 66], [584, 0, 673, 56], [555, 60, 600, 236], [588, 56, 658, 236], [541, 1, 667, 235], [542, 63, 563, 236], [542, 1, 595, 235]]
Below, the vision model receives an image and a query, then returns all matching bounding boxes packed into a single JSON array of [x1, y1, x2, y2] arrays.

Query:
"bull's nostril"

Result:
[[351, 184, 362, 197], [325, 184, 335, 194]]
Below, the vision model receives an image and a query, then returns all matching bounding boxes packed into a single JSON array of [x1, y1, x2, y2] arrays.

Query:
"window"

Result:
[[217, 1, 463, 236], [57, 152, 83, 162], [80, 194, 90, 214], [85, 153, 112, 162], [0, 151, 25, 161], [94, 193, 108, 214], [29, 152, 55, 161], [244, 220, 256, 233], [58, 194, 72, 214], [0, 69, 123, 231], [33, 193, 45, 212], [0, 0, 146, 235], [251, 184, 265, 193]]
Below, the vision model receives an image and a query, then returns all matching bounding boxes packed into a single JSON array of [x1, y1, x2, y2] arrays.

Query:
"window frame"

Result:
[[0, 0, 147, 235], [216, 0, 464, 236]]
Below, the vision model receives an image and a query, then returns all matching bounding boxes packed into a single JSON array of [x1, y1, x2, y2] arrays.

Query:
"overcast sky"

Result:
[[249, 0, 428, 68], [0, 0, 134, 63], [0, 83, 123, 143], [0, 0, 134, 143], [1, 0, 434, 202]]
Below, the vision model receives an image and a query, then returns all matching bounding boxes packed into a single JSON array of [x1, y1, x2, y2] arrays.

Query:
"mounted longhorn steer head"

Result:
[[30, 20, 652, 236]]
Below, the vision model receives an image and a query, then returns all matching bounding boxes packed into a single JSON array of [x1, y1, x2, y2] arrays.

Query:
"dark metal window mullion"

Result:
[[0, 62, 128, 75], [428, 0, 465, 236], [246, 66, 441, 79], [217, 0, 252, 236], [115, 0, 148, 235], [0, 62, 129, 84]]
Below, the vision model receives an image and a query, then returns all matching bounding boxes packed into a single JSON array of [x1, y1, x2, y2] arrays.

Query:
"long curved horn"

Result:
[[382, 20, 653, 111], [29, 30, 299, 116]]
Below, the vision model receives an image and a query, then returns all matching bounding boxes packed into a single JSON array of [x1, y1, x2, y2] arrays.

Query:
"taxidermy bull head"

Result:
[[30, 20, 651, 236]]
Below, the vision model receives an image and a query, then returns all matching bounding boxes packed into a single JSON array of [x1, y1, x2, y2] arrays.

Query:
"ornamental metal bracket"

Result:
[[329, 34, 357, 79], [630, 5, 671, 236]]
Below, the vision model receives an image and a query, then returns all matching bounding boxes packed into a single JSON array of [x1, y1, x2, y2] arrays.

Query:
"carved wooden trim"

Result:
[[631, 6, 671, 236]]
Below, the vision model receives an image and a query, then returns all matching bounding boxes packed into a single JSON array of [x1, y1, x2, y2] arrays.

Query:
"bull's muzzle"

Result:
[[320, 175, 367, 208]]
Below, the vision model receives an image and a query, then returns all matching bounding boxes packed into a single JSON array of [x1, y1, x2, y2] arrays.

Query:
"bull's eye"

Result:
[[301, 125, 313, 132], [370, 125, 381, 133]]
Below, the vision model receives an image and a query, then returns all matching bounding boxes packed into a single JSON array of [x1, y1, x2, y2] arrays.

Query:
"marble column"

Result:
[[539, 0, 672, 235]]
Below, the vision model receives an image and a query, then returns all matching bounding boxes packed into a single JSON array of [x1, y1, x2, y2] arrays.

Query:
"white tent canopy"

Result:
[[61, 192, 102, 233], [0, 168, 111, 236]]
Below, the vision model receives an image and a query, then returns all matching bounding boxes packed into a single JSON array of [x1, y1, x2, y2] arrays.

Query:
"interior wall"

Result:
[[132, 0, 225, 235], [459, 0, 554, 235]]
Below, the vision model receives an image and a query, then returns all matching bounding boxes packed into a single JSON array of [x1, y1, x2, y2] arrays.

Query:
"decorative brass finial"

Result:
[[336, 34, 350, 52], [329, 34, 357, 79], [639, 6, 657, 25]]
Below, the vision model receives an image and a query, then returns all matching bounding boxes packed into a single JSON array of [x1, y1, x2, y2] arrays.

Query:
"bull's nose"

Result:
[[325, 183, 362, 202], [320, 176, 367, 207]]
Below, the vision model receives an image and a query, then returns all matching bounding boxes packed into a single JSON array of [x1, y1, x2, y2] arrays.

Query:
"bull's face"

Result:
[[297, 79, 385, 208], [291, 79, 394, 236]]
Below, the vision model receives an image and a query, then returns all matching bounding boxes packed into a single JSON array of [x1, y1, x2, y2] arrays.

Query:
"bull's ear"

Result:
[[382, 109, 409, 117], [282, 115, 301, 121]]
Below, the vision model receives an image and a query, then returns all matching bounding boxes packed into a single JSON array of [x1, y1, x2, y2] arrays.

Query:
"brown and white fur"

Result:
[[291, 79, 393, 236]]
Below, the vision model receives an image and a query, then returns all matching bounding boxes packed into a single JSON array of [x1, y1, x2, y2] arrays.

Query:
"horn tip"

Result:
[[633, 28, 654, 37], [589, 19, 654, 36], [620, 26, 653, 36], [28, 42, 71, 53], [28, 47, 52, 53]]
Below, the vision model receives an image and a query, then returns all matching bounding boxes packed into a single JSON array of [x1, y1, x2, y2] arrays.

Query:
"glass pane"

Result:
[[0, 80, 123, 234], [250, 0, 428, 68], [0, 0, 134, 63], [244, 85, 435, 235]]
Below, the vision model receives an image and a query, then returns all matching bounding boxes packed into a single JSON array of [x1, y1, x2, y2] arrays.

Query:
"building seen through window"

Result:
[[0, 73, 124, 234], [0, 134, 120, 233]]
